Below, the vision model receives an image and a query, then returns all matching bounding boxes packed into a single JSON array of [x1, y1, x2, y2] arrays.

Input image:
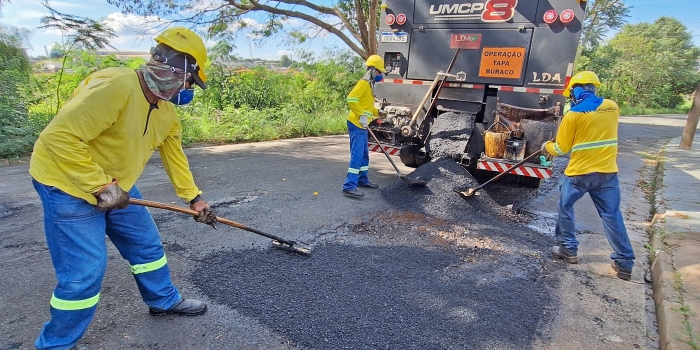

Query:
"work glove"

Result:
[[189, 197, 217, 229], [359, 115, 369, 128], [94, 180, 130, 210]]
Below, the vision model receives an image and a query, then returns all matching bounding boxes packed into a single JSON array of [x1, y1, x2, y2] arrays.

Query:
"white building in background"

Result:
[[94, 50, 151, 60]]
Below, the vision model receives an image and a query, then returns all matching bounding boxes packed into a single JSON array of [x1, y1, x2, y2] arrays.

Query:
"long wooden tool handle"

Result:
[[129, 198, 296, 245]]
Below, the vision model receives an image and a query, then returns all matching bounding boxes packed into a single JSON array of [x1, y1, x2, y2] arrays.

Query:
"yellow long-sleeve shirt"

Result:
[[29, 67, 201, 204], [544, 99, 620, 176], [346, 79, 378, 129]]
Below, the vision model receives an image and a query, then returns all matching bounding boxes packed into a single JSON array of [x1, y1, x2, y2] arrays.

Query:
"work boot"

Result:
[[611, 261, 632, 281], [551, 245, 579, 264], [149, 299, 207, 316], [358, 182, 379, 189], [342, 189, 364, 198]]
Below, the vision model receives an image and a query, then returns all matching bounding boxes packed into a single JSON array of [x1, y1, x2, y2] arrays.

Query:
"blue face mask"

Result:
[[169, 88, 194, 105], [373, 73, 384, 83]]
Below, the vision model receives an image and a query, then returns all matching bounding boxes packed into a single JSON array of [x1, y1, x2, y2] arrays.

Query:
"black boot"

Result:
[[358, 182, 379, 189], [342, 189, 364, 198], [149, 299, 207, 316]]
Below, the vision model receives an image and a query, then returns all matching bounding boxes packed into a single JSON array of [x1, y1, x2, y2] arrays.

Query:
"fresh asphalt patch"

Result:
[[192, 156, 566, 349]]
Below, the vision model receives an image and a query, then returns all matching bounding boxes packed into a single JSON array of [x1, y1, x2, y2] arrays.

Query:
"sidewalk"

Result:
[[652, 135, 700, 350]]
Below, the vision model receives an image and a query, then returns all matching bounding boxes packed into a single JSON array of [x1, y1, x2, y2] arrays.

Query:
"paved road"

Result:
[[0, 115, 687, 349]]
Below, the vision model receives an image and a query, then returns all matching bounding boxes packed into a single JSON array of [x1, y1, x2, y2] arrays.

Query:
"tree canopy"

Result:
[[580, 16, 700, 108], [106, 0, 380, 59]]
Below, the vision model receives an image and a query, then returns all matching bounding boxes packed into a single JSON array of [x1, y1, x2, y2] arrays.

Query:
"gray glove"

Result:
[[359, 115, 369, 128], [94, 180, 129, 210], [189, 196, 218, 229]]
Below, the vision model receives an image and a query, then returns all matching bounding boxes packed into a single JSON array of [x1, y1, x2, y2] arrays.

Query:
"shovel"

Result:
[[129, 198, 312, 256], [453, 149, 544, 198], [367, 128, 427, 187]]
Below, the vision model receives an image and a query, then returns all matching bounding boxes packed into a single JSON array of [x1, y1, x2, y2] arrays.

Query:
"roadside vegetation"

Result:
[[1, 0, 699, 160]]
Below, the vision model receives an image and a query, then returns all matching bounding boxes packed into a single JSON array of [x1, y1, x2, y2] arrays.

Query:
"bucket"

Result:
[[503, 130, 527, 161], [483, 121, 510, 158]]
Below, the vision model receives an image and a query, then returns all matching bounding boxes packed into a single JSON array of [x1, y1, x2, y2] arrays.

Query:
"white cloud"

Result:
[[49, 1, 86, 9], [15, 10, 46, 20], [276, 49, 295, 57]]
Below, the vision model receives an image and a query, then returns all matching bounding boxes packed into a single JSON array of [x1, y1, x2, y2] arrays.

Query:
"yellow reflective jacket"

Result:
[[346, 79, 378, 129], [29, 67, 201, 204], [544, 99, 620, 176]]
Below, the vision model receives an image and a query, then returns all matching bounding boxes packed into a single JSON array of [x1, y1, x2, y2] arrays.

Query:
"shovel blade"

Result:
[[453, 187, 476, 199], [400, 176, 427, 187]]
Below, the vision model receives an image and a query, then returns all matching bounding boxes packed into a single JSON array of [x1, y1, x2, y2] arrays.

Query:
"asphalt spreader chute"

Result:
[[129, 198, 312, 256]]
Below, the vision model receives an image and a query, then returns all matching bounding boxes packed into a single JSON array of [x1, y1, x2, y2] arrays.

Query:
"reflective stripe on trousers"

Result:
[[32, 180, 182, 350], [343, 121, 371, 190]]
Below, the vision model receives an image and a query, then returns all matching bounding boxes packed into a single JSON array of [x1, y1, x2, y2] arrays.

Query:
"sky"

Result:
[[1, 0, 699, 60]]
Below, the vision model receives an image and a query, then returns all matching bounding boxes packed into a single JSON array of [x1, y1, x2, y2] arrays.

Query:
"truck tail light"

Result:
[[396, 13, 406, 25], [386, 14, 395, 26], [560, 9, 575, 23], [543, 10, 557, 24]]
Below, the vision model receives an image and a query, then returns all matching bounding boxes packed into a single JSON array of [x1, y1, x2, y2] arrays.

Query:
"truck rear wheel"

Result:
[[399, 154, 431, 168], [399, 154, 417, 167]]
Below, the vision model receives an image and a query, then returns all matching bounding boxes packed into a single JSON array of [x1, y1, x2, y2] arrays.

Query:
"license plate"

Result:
[[381, 32, 407, 43]]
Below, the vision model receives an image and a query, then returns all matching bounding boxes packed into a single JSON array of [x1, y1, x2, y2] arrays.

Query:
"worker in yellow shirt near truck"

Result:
[[342, 55, 387, 198], [29, 27, 216, 350], [543, 70, 635, 281]]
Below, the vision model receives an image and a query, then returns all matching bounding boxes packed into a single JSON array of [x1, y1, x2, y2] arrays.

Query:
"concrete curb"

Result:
[[650, 136, 700, 350]]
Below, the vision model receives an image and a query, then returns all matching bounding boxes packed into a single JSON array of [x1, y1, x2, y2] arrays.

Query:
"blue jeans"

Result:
[[33, 180, 182, 350], [555, 173, 635, 270], [343, 121, 371, 191]]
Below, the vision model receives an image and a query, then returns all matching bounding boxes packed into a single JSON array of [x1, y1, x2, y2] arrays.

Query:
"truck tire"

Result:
[[399, 154, 417, 167], [400, 154, 431, 168], [519, 176, 543, 188]]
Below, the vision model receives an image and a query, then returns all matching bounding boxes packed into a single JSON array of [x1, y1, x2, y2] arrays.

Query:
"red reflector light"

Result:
[[396, 13, 406, 25], [543, 9, 557, 24], [385, 14, 395, 25], [560, 9, 575, 23]]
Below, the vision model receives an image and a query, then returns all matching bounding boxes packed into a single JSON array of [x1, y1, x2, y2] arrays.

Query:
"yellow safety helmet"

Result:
[[563, 70, 601, 98], [155, 27, 208, 89], [365, 55, 386, 73]]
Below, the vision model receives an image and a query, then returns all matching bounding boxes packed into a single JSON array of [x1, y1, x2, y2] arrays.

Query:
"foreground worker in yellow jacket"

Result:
[[342, 55, 386, 198], [543, 71, 635, 281], [29, 27, 216, 349]]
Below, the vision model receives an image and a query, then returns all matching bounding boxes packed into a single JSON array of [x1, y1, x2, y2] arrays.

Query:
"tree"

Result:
[[38, 1, 116, 112], [590, 17, 700, 108], [280, 54, 292, 67], [107, 0, 381, 59], [578, 0, 630, 57]]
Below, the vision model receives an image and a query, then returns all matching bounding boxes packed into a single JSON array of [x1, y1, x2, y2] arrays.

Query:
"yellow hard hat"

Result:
[[365, 55, 386, 73], [563, 71, 601, 98], [155, 27, 208, 88]]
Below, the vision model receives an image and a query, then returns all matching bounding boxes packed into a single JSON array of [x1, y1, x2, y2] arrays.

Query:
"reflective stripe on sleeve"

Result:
[[130, 255, 167, 275], [347, 168, 360, 174], [346, 97, 360, 103], [571, 139, 618, 152], [51, 293, 100, 310], [362, 110, 373, 116], [553, 143, 566, 156]]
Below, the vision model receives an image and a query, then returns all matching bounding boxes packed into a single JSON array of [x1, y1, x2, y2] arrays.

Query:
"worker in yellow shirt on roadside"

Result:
[[29, 27, 216, 350], [543, 70, 635, 281]]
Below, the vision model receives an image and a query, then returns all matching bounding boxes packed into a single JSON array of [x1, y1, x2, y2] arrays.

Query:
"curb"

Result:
[[650, 214, 687, 350], [650, 140, 700, 350]]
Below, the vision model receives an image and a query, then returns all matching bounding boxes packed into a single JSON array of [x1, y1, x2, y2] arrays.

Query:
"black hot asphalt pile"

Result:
[[382, 157, 523, 223], [426, 112, 476, 159]]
